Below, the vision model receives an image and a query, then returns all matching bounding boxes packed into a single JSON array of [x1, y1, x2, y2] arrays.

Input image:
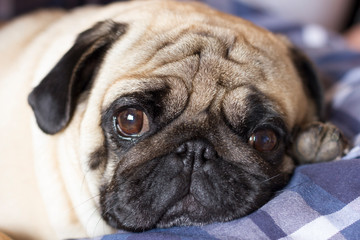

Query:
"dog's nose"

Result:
[[175, 140, 217, 168]]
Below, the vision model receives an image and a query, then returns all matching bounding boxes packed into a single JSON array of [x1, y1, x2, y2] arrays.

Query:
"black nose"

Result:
[[175, 139, 217, 168]]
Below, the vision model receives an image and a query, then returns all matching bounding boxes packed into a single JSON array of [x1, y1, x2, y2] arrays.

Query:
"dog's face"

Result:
[[28, 1, 324, 232]]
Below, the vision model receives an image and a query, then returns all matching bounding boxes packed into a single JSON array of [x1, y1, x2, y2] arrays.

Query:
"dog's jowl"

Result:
[[0, 1, 348, 239]]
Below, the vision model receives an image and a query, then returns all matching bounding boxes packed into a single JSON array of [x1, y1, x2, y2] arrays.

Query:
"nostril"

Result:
[[175, 143, 187, 156], [175, 140, 217, 162], [203, 146, 217, 160]]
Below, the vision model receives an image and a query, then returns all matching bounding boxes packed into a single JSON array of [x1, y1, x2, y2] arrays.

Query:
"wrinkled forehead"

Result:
[[94, 12, 305, 129]]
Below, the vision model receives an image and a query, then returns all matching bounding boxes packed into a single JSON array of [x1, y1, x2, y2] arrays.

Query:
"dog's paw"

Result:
[[292, 122, 350, 164]]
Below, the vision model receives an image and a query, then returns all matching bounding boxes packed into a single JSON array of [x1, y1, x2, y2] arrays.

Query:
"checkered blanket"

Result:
[[80, 0, 360, 239]]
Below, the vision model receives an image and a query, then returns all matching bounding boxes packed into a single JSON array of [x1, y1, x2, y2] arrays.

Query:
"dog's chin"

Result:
[[102, 187, 272, 232], [155, 194, 252, 229]]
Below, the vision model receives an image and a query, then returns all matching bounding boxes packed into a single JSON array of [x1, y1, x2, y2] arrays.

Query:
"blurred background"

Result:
[[238, 0, 360, 50], [0, 0, 359, 50], [239, 0, 359, 32]]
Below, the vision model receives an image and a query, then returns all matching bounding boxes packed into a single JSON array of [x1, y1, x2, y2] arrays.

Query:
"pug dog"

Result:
[[0, 0, 349, 239]]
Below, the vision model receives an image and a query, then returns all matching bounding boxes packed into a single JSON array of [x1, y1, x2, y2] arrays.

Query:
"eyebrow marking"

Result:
[[221, 85, 285, 137]]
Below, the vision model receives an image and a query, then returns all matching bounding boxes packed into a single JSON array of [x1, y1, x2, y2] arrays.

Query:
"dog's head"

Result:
[[28, 1, 323, 232]]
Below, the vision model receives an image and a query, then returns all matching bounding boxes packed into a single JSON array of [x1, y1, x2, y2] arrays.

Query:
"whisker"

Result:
[[260, 173, 283, 184]]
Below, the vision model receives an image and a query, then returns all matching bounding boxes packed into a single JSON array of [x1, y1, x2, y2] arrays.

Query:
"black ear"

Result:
[[28, 20, 127, 134], [289, 47, 324, 121]]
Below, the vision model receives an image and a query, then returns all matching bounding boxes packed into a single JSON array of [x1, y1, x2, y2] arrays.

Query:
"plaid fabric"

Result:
[[70, 0, 360, 239]]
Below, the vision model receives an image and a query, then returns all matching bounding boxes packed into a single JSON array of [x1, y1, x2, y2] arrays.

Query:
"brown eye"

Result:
[[249, 129, 278, 152], [116, 108, 149, 138]]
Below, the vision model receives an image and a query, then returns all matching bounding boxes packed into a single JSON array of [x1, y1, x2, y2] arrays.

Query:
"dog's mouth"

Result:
[[100, 140, 288, 231], [155, 192, 235, 228], [156, 193, 215, 228]]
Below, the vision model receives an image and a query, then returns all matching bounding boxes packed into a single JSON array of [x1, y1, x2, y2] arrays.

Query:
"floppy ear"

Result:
[[28, 20, 127, 134], [289, 47, 324, 121]]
